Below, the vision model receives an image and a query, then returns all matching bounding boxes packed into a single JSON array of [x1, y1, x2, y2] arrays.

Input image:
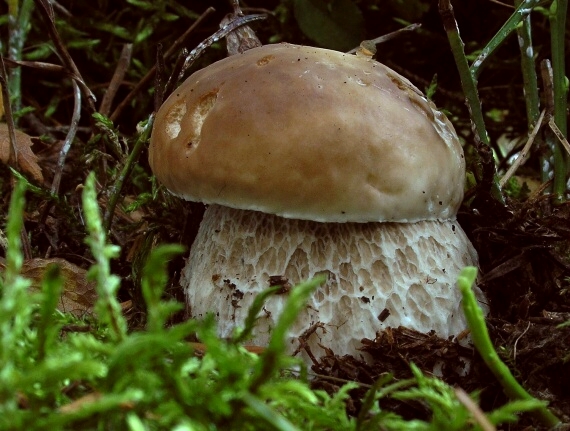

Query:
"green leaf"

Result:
[[141, 244, 185, 332], [37, 264, 64, 361], [293, 0, 364, 51]]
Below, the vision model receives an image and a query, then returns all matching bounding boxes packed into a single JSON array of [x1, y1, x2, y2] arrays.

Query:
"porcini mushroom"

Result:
[[149, 43, 488, 360]]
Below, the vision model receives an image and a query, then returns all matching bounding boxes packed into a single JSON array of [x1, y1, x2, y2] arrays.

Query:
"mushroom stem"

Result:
[[183, 204, 487, 360]]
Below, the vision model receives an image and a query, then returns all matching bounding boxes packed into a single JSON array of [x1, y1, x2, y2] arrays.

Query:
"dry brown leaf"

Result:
[[0, 122, 44, 182], [58, 392, 103, 414], [58, 391, 136, 414], [0, 258, 97, 315]]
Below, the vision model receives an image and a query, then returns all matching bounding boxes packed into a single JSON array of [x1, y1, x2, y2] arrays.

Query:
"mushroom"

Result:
[[148, 43, 488, 361]]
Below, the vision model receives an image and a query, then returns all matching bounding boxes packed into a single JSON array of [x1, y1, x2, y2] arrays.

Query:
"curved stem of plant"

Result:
[[51, 80, 81, 195], [458, 267, 560, 427], [438, 0, 505, 205], [549, 0, 568, 203]]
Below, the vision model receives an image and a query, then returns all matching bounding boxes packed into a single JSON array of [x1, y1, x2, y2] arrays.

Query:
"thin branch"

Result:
[[162, 13, 266, 101], [33, 0, 96, 112], [499, 109, 546, 188], [549, 118, 570, 157], [51, 80, 81, 196], [109, 7, 216, 122], [346, 23, 421, 54], [175, 14, 266, 85], [99, 44, 132, 117], [454, 387, 496, 431], [3, 58, 65, 72], [161, 48, 188, 107], [154, 44, 166, 112]]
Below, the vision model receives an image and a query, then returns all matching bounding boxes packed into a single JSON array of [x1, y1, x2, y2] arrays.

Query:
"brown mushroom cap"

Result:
[[149, 43, 465, 223]]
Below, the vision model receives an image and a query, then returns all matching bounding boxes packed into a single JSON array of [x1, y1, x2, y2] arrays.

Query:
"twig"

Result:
[[512, 321, 531, 364], [346, 23, 421, 54], [154, 44, 166, 113], [3, 58, 65, 72], [161, 48, 188, 106], [109, 7, 216, 122], [49, 0, 71, 18], [499, 109, 546, 188], [33, 0, 96, 112], [454, 387, 496, 431], [162, 13, 266, 101], [99, 44, 132, 117], [175, 13, 266, 84], [548, 118, 570, 157], [51, 80, 81, 196], [487, 0, 514, 7]]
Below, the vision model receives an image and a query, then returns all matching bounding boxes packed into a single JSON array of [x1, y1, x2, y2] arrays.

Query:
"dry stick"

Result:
[[154, 44, 166, 113], [51, 80, 81, 196], [454, 387, 496, 431], [50, 0, 72, 18], [499, 109, 546, 188], [488, 0, 515, 7], [33, 0, 96, 113], [161, 48, 188, 108], [3, 58, 65, 73], [99, 44, 133, 117], [512, 321, 531, 365], [109, 7, 216, 122], [3, 58, 93, 109], [346, 23, 421, 54], [549, 118, 570, 156], [172, 13, 266, 87]]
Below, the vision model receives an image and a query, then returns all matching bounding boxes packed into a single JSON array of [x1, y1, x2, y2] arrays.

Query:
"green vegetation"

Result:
[[0, 178, 554, 431], [0, 0, 568, 429]]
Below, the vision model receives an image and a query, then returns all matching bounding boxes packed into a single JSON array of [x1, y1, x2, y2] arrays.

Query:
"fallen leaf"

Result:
[[0, 258, 97, 315], [0, 122, 44, 182], [58, 391, 136, 414]]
